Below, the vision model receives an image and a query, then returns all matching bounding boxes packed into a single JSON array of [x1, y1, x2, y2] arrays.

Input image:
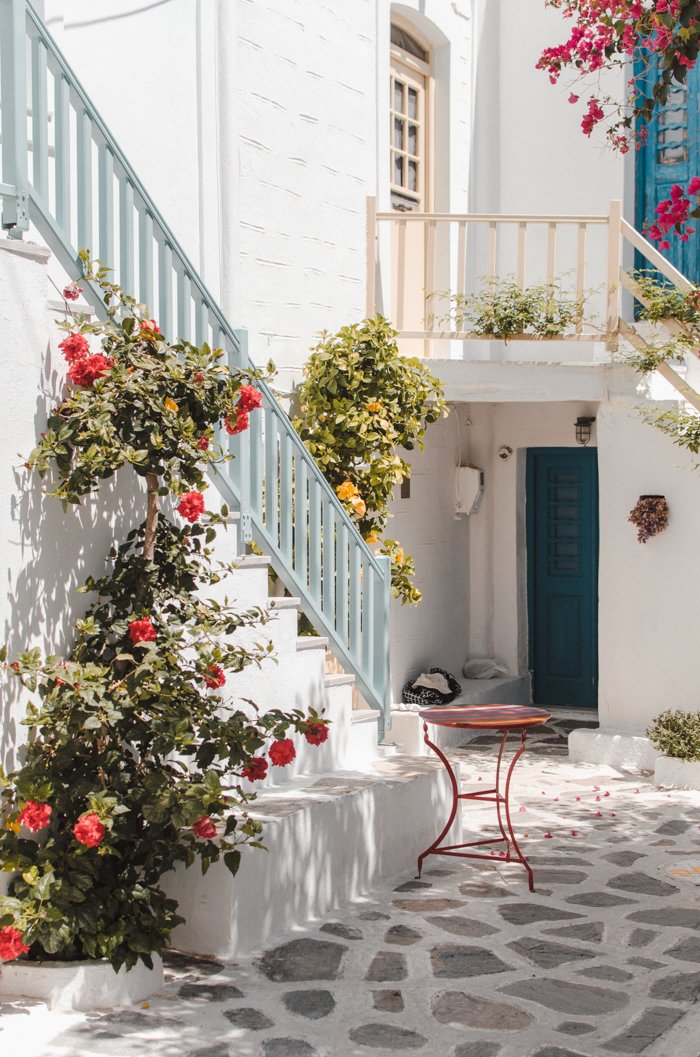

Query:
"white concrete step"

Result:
[[164, 755, 457, 959], [387, 674, 531, 755]]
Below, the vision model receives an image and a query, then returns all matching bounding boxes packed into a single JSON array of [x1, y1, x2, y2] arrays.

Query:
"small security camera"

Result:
[[497, 446, 513, 460]]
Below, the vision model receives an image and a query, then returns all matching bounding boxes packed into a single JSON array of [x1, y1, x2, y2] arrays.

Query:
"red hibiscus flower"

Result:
[[67, 353, 113, 387], [140, 319, 160, 338], [269, 738, 296, 767], [304, 722, 329, 746], [225, 410, 249, 436], [18, 801, 52, 833], [73, 812, 106, 848], [192, 816, 217, 839], [237, 385, 263, 413], [128, 618, 156, 644], [58, 332, 89, 364], [197, 436, 210, 451], [242, 756, 268, 782], [204, 663, 226, 689], [62, 282, 82, 302], [0, 926, 30, 962], [177, 491, 206, 523]]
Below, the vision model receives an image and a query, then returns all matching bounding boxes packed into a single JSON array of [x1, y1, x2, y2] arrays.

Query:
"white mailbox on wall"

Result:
[[454, 466, 484, 516]]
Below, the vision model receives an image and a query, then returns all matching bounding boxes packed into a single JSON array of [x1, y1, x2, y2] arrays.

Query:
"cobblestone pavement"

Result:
[[2, 718, 700, 1057]]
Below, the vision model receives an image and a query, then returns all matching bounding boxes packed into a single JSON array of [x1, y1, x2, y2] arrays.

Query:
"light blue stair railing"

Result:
[[0, 0, 392, 736]]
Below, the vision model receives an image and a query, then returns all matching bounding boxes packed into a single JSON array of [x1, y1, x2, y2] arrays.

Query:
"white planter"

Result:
[[655, 755, 700, 790], [0, 954, 163, 1010]]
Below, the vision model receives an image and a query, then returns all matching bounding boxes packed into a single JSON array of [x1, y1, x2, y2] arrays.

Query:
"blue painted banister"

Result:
[[0, 0, 392, 736]]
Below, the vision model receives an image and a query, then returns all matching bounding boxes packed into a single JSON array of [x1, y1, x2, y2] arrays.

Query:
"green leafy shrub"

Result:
[[430, 278, 586, 342], [0, 258, 327, 970], [293, 315, 448, 605], [647, 710, 700, 762], [631, 270, 700, 329]]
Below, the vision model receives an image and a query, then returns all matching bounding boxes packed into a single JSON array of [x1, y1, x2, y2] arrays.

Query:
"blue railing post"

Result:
[[0, 0, 30, 236], [375, 554, 392, 741], [230, 329, 252, 542]]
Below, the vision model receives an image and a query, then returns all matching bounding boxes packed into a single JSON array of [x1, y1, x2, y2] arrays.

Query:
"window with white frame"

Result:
[[390, 23, 430, 211]]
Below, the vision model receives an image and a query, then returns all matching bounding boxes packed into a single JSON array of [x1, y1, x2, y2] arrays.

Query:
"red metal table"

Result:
[[417, 704, 552, 892]]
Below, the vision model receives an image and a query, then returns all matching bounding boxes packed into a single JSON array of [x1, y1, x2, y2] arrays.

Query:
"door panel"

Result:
[[527, 449, 599, 708]]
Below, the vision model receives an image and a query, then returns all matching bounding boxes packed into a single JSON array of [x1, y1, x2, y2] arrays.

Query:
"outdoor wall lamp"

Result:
[[575, 417, 595, 446]]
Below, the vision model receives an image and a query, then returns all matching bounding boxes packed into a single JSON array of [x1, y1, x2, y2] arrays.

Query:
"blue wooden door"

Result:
[[526, 449, 599, 708], [636, 56, 700, 282]]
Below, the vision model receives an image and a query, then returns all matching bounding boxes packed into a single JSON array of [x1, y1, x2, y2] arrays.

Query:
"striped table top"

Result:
[[420, 704, 552, 729]]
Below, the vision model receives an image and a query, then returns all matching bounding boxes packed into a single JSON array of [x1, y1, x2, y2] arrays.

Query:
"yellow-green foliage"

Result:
[[293, 316, 448, 604]]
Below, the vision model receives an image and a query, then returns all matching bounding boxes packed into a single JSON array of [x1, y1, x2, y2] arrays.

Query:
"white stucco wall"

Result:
[[472, 0, 625, 217], [597, 401, 700, 733], [39, 1, 475, 371], [0, 241, 145, 770], [389, 408, 470, 696]]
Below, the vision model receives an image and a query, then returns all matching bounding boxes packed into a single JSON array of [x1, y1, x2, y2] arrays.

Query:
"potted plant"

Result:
[[0, 257, 328, 1009], [647, 709, 700, 790], [628, 495, 669, 543]]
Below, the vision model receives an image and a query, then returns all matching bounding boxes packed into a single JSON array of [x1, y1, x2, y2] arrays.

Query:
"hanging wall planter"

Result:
[[628, 495, 669, 543]]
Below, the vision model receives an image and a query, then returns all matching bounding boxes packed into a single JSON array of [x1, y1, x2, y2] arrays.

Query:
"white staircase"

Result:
[[162, 515, 456, 959]]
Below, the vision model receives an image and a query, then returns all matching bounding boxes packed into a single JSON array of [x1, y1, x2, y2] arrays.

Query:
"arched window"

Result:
[[390, 22, 430, 211]]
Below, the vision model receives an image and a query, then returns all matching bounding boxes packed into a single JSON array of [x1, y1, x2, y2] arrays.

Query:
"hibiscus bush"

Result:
[[0, 257, 328, 970], [293, 315, 448, 605]]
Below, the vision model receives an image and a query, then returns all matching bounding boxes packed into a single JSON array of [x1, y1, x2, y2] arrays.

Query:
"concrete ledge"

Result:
[[164, 756, 457, 959], [655, 755, 700, 790], [568, 728, 660, 772]]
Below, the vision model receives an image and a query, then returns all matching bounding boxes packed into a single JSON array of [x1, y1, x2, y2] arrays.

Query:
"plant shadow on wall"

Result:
[[293, 315, 448, 607], [0, 255, 328, 971], [427, 276, 592, 343]]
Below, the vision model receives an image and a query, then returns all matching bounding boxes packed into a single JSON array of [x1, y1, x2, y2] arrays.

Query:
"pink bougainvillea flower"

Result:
[[204, 663, 226, 689], [595, 810, 603, 818], [269, 738, 296, 767], [177, 490, 206, 523], [0, 926, 30, 961], [518, 806, 526, 813], [568, 93, 579, 104], [73, 812, 106, 848], [63, 282, 82, 301], [128, 617, 156, 644], [603, 791, 610, 797], [58, 332, 90, 364], [67, 353, 113, 387], [544, 832, 553, 839], [242, 756, 269, 782], [197, 436, 210, 451], [595, 795, 601, 802], [18, 801, 52, 833], [610, 812, 616, 817], [192, 816, 217, 839], [571, 830, 580, 837], [140, 319, 160, 338]]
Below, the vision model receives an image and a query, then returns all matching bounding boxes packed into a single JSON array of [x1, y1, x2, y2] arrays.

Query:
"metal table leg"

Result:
[[417, 722, 535, 892]]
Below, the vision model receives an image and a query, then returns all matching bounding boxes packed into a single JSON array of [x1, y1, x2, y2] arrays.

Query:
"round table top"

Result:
[[420, 704, 551, 729]]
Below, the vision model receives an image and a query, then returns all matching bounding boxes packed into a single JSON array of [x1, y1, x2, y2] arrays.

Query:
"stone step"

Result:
[[164, 755, 457, 959], [296, 635, 330, 652]]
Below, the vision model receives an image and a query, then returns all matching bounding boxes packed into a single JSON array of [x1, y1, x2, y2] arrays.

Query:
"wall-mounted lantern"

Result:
[[575, 417, 596, 446]]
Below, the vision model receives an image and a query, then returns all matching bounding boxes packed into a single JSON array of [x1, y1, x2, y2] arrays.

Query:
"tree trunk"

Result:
[[143, 472, 160, 562]]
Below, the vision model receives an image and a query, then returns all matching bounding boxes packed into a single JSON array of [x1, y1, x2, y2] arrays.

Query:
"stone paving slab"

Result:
[[2, 718, 700, 1057]]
